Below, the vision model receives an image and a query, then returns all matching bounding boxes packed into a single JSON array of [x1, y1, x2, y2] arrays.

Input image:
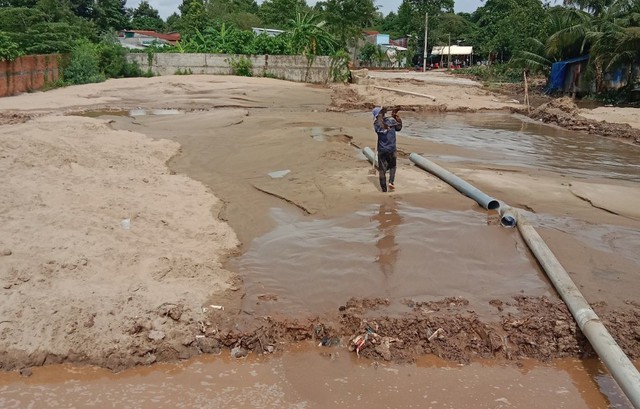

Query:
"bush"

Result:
[[460, 63, 523, 83], [229, 56, 253, 77], [64, 40, 106, 85], [0, 31, 22, 61], [97, 40, 143, 78], [330, 50, 351, 83]]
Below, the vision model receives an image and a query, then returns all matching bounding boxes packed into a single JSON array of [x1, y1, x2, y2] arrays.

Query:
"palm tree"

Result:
[[546, 0, 639, 92], [287, 11, 336, 58]]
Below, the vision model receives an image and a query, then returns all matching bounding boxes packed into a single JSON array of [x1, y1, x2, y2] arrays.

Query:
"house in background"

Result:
[[364, 31, 390, 46], [251, 28, 285, 37], [118, 30, 181, 50]]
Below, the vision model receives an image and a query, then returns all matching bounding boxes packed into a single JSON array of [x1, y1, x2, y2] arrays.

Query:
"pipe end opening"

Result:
[[488, 200, 500, 210], [500, 215, 517, 228]]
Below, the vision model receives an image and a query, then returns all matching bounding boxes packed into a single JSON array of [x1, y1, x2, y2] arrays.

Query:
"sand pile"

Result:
[[530, 97, 640, 143], [0, 115, 238, 370]]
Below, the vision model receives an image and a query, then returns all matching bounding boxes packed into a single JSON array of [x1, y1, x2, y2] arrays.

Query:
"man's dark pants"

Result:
[[378, 150, 396, 192]]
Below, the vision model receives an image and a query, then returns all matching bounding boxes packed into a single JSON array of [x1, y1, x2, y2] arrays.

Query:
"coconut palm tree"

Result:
[[544, 0, 639, 91]]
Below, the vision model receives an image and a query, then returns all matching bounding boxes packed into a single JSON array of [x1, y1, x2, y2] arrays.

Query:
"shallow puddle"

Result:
[[403, 113, 640, 181], [235, 201, 549, 317], [0, 344, 632, 409]]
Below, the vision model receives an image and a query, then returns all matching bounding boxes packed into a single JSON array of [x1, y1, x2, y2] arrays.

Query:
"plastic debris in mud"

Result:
[[349, 321, 381, 357], [268, 169, 290, 178]]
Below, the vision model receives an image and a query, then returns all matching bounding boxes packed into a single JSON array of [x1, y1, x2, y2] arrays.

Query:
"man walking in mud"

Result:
[[372, 107, 402, 192]]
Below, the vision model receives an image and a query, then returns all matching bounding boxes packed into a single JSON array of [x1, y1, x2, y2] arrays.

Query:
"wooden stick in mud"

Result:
[[373, 86, 437, 102], [523, 71, 531, 113]]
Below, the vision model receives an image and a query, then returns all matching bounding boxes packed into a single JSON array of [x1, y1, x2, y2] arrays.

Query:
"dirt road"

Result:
[[1, 73, 639, 372]]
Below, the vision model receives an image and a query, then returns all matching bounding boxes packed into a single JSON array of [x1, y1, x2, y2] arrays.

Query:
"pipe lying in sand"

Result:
[[375, 150, 639, 406], [517, 212, 640, 409], [409, 153, 500, 210], [498, 202, 517, 228], [373, 86, 437, 102], [362, 146, 377, 168]]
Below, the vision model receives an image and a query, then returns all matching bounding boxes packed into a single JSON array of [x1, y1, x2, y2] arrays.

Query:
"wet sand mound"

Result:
[[0, 115, 238, 371], [529, 97, 640, 144]]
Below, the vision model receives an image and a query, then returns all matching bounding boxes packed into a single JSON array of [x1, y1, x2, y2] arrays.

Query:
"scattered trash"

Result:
[[1, 249, 12, 256], [209, 305, 224, 310], [428, 328, 445, 342], [348, 321, 381, 357], [120, 218, 131, 230], [319, 336, 340, 347], [267, 169, 290, 179]]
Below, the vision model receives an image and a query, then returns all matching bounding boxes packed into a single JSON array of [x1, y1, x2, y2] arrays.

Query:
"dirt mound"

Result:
[[80, 295, 635, 372], [527, 97, 640, 144]]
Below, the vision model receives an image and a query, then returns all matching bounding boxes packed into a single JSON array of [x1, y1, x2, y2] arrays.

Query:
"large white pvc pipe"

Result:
[[517, 213, 640, 409], [409, 153, 500, 210]]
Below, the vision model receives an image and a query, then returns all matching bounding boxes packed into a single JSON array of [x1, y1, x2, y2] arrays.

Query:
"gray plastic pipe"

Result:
[[362, 146, 377, 168], [517, 212, 640, 409], [409, 153, 500, 210]]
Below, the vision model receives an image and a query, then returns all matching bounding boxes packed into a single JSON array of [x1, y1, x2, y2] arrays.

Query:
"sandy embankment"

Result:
[[0, 115, 238, 370], [0, 74, 639, 370]]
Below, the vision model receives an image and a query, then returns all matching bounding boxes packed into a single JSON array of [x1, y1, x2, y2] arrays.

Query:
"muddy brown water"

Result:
[[0, 344, 635, 408], [235, 202, 549, 318], [403, 113, 640, 181]]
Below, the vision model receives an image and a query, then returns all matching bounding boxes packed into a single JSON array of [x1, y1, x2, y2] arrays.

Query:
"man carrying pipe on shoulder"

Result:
[[372, 106, 402, 192]]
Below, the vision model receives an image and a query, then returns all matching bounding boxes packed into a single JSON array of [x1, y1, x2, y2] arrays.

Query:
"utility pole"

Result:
[[422, 13, 428, 72], [447, 33, 451, 70]]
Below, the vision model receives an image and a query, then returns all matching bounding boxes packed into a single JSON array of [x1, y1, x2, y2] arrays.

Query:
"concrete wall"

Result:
[[0, 54, 61, 97], [127, 53, 332, 83]]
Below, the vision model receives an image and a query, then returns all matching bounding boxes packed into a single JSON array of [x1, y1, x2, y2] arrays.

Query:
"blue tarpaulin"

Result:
[[546, 55, 590, 93]]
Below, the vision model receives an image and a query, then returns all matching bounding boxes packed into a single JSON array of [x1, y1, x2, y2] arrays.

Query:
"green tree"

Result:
[[472, 0, 548, 62], [259, 0, 308, 29], [321, 0, 378, 49], [130, 0, 165, 31], [0, 0, 37, 6], [175, 1, 211, 35], [69, 0, 96, 19], [64, 39, 105, 84], [95, 0, 128, 32], [0, 31, 23, 60], [36, 0, 75, 22]]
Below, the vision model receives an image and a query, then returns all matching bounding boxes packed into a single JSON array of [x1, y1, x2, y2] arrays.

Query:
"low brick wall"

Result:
[[127, 53, 331, 83], [0, 54, 62, 97]]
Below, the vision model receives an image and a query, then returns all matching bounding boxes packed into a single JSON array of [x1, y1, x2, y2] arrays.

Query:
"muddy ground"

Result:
[[0, 72, 639, 373]]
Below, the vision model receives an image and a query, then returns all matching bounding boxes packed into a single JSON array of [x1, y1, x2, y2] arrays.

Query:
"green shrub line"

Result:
[[228, 56, 253, 77]]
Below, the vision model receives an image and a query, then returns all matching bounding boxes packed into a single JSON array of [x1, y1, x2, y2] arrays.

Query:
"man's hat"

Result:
[[372, 107, 383, 118]]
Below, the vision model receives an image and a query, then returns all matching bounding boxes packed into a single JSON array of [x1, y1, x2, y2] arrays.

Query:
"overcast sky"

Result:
[[125, 0, 486, 19]]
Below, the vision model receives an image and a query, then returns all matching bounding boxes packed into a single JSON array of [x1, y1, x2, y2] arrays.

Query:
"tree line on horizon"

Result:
[[1, 0, 638, 95]]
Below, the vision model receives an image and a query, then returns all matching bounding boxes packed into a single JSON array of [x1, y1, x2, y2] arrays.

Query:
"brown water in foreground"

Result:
[[235, 202, 550, 318], [0, 343, 633, 409]]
